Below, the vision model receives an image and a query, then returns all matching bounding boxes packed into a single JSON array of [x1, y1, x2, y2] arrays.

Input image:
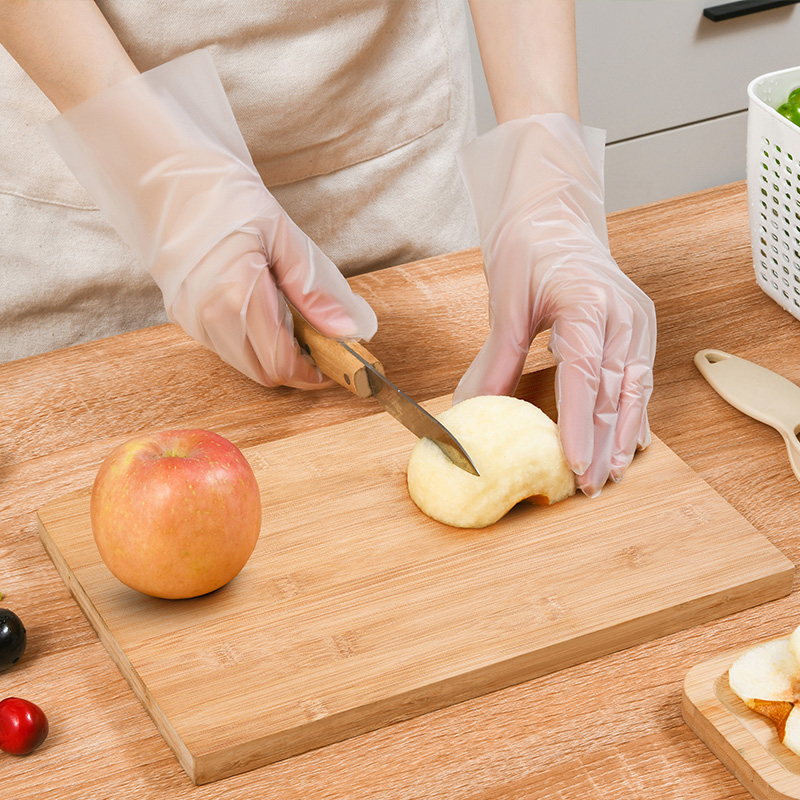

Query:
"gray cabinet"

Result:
[[468, 2, 800, 212], [576, 0, 800, 210]]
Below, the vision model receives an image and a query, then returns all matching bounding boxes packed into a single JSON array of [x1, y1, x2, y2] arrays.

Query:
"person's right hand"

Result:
[[41, 49, 376, 389]]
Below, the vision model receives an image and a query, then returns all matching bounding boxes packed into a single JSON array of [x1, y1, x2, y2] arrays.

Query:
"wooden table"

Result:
[[2, 181, 798, 799]]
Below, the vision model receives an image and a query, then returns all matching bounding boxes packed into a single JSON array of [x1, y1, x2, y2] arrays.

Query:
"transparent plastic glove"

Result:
[[40, 50, 376, 389], [453, 113, 656, 497]]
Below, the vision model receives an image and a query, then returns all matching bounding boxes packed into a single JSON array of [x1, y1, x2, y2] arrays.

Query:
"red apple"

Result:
[[0, 697, 49, 755], [90, 429, 262, 599]]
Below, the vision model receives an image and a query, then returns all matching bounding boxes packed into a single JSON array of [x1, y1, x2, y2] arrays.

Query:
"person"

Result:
[[0, 0, 655, 497]]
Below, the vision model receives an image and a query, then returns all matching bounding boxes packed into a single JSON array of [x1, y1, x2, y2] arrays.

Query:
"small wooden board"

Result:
[[37, 389, 793, 785], [683, 639, 800, 800]]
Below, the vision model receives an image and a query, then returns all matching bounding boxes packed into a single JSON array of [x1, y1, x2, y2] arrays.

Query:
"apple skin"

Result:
[[0, 697, 49, 755], [90, 429, 262, 599]]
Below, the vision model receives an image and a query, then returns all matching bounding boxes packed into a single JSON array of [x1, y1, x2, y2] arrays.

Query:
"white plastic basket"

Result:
[[748, 66, 800, 320]]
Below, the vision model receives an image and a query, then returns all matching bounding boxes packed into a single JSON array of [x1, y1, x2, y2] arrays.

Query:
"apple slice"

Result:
[[729, 638, 800, 709], [782, 705, 800, 755], [780, 620, 800, 753], [788, 623, 800, 665]]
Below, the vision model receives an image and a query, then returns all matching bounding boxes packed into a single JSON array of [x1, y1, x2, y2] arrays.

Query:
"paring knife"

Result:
[[695, 348, 800, 483], [291, 311, 479, 476]]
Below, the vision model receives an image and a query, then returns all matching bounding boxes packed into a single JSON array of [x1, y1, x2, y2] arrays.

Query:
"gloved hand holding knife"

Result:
[[37, 42, 478, 476], [41, 49, 377, 390]]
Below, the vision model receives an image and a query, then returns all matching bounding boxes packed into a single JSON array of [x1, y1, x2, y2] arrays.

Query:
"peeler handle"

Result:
[[695, 349, 800, 483]]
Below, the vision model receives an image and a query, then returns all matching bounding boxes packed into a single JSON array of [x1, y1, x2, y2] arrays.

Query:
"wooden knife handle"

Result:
[[291, 309, 383, 398]]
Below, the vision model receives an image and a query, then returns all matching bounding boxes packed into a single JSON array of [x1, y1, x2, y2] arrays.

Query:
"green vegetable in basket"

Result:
[[778, 100, 800, 126], [778, 87, 800, 126]]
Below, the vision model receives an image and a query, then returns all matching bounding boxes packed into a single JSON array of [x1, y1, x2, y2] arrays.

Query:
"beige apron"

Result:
[[0, 0, 478, 362]]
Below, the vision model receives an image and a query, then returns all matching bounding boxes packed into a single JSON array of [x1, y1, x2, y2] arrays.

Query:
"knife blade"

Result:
[[291, 310, 479, 475]]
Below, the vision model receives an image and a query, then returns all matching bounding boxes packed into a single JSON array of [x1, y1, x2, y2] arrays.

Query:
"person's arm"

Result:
[[468, 0, 579, 123], [1, 2, 376, 389], [459, 1, 656, 497], [0, 0, 138, 111]]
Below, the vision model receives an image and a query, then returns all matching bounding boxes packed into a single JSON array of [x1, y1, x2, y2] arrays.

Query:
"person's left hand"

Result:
[[453, 113, 657, 497]]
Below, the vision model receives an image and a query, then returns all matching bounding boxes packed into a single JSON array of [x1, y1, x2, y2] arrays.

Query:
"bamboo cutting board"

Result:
[[37, 384, 793, 785], [683, 640, 800, 800]]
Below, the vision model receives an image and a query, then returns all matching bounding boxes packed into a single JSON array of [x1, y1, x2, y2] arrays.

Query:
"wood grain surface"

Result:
[[4, 181, 800, 798], [35, 381, 792, 784]]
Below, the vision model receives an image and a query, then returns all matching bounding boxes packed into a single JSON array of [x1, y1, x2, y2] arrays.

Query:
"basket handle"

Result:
[[703, 0, 799, 21]]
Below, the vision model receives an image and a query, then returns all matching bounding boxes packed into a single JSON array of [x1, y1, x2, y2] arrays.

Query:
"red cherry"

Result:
[[0, 697, 49, 755]]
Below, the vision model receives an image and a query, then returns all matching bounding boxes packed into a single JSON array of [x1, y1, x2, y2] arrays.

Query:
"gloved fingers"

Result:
[[452, 319, 531, 404], [248, 214, 377, 343], [551, 272, 656, 495], [608, 360, 653, 482], [552, 332, 603, 486], [580, 293, 639, 494], [245, 270, 334, 389], [638, 408, 652, 450], [548, 276, 617, 484], [574, 416, 614, 498], [187, 233, 331, 389], [559, 355, 625, 499], [607, 285, 655, 480], [551, 292, 628, 496]]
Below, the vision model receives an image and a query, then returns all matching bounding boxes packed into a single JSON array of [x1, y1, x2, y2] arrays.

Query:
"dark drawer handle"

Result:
[[704, 0, 799, 21]]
